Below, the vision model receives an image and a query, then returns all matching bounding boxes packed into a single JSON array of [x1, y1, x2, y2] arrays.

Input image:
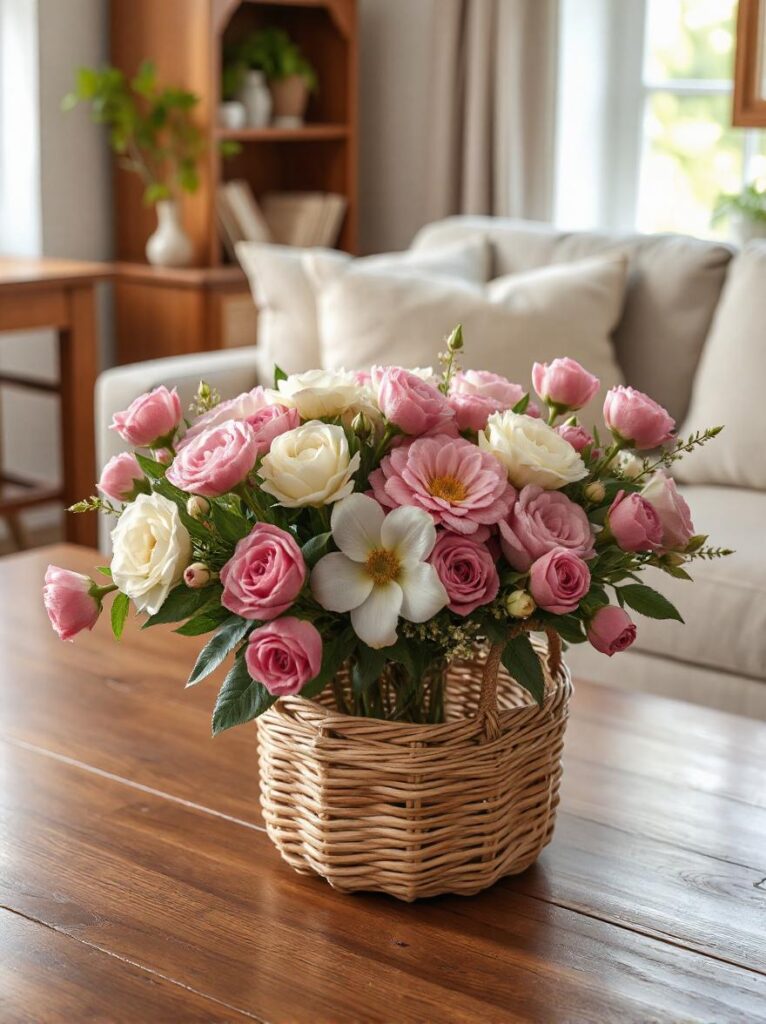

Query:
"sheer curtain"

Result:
[[427, 0, 559, 221]]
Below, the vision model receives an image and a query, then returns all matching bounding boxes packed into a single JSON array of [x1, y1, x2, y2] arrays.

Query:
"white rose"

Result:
[[266, 369, 366, 420], [479, 410, 587, 489], [258, 421, 361, 507], [111, 493, 192, 615]]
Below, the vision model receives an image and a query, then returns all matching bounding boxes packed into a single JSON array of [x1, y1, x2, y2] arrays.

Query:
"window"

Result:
[[636, 0, 765, 237]]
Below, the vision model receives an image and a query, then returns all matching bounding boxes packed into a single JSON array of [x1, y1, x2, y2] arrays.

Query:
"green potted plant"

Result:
[[62, 61, 204, 267], [713, 182, 766, 245], [240, 27, 317, 127], [220, 60, 248, 130]]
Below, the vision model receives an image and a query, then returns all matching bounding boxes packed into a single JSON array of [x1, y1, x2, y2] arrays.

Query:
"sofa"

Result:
[[96, 216, 766, 719]]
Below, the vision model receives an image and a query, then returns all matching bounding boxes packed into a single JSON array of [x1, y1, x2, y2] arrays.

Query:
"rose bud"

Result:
[[154, 448, 173, 466], [43, 566, 101, 641], [505, 589, 536, 619], [351, 410, 374, 440], [587, 605, 637, 655], [584, 481, 606, 504], [97, 452, 146, 502], [607, 491, 663, 552], [186, 495, 211, 520], [556, 423, 594, 453], [641, 471, 694, 551], [184, 563, 212, 589], [532, 358, 599, 412], [110, 385, 183, 448], [603, 386, 675, 450]]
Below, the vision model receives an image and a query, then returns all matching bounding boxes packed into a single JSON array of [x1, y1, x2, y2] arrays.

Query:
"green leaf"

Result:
[[131, 59, 157, 98], [300, 628, 354, 700], [618, 583, 684, 623], [546, 614, 587, 644], [273, 364, 287, 387], [212, 656, 276, 735], [96, 565, 112, 578], [211, 502, 250, 546], [301, 531, 332, 568], [143, 181, 171, 205], [659, 563, 693, 582], [480, 615, 508, 645], [187, 615, 252, 687], [511, 393, 530, 415], [143, 583, 221, 628], [134, 451, 168, 479], [501, 633, 546, 707], [110, 591, 130, 639], [174, 605, 231, 636], [351, 644, 388, 696]]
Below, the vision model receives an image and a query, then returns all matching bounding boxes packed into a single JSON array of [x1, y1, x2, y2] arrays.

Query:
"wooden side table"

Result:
[[0, 258, 109, 548], [113, 263, 257, 366]]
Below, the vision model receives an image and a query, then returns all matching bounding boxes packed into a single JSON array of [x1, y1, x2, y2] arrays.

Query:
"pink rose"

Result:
[[603, 386, 675, 450], [247, 404, 301, 455], [556, 423, 593, 453], [166, 421, 259, 497], [97, 452, 145, 502], [429, 532, 500, 616], [246, 617, 322, 696], [499, 485, 595, 572], [179, 387, 286, 449], [111, 386, 182, 447], [43, 566, 100, 641], [641, 471, 694, 552], [608, 491, 663, 552], [529, 547, 591, 614], [376, 367, 458, 437], [220, 523, 306, 620], [451, 369, 526, 407], [587, 605, 637, 656], [532, 358, 599, 411], [447, 392, 501, 432]]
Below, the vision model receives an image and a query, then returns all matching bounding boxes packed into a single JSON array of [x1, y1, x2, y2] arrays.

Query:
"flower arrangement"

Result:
[[44, 329, 730, 734]]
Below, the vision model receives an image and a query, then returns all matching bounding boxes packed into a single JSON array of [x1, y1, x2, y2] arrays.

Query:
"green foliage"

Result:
[[501, 633, 545, 707], [143, 583, 221, 628], [212, 655, 276, 735], [110, 591, 130, 639], [714, 183, 766, 225], [174, 605, 231, 636], [62, 60, 204, 205], [187, 616, 252, 687], [617, 584, 684, 623], [234, 28, 318, 90], [301, 531, 332, 568]]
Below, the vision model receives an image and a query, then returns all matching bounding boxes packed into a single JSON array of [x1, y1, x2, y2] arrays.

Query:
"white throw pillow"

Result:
[[676, 244, 766, 490], [311, 253, 628, 427], [236, 236, 490, 381]]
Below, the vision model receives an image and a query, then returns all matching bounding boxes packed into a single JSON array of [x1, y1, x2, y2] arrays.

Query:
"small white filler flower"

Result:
[[311, 493, 448, 649]]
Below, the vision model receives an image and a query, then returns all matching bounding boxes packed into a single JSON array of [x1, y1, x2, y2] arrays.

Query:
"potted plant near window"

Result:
[[62, 61, 204, 267], [240, 28, 318, 128], [713, 182, 766, 245]]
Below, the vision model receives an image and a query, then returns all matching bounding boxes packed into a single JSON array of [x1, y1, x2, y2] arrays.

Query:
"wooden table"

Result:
[[0, 259, 109, 548], [2, 544, 765, 1023]]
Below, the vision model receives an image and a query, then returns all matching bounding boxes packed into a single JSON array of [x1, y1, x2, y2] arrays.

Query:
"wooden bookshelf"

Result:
[[109, 0, 357, 364]]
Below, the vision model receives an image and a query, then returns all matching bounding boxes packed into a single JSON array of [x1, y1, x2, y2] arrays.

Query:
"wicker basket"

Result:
[[257, 633, 572, 901]]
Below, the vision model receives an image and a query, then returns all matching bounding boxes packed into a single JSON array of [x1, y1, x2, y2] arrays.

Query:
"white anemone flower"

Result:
[[311, 493, 448, 649]]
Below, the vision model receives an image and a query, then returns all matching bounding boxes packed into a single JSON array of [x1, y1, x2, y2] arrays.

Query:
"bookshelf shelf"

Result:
[[217, 123, 350, 142]]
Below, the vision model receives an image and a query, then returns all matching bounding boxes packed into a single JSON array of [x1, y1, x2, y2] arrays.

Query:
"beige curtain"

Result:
[[428, 0, 559, 221]]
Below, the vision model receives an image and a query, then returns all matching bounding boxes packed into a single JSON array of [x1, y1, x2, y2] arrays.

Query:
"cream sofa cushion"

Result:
[[310, 252, 627, 426], [236, 237, 490, 379], [412, 217, 733, 423], [676, 244, 766, 489], [622, 486, 766, 681]]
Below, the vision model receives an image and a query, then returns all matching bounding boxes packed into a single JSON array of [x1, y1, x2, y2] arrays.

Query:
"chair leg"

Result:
[[4, 513, 26, 551]]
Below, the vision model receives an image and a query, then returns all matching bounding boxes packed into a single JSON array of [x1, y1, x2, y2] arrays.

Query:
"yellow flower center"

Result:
[[428, 474, 468, 503], [365, 548, 401, 586]]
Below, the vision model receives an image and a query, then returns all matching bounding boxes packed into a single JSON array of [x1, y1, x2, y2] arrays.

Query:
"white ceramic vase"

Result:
[[146, 200, 194, 268], [732, 214, 766, 247], [218, 101, 247, 130], [239, 70, 272, 128]]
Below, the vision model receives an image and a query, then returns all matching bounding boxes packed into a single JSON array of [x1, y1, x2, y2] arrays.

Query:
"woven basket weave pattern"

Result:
[[257, 643, 572, 901]]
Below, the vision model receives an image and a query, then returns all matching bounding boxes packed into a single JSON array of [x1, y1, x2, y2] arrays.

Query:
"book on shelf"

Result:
[[217, 180, 347, 250]]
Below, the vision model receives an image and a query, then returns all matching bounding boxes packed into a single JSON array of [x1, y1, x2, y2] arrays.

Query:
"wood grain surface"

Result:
[[2, 544, 765, 1023]]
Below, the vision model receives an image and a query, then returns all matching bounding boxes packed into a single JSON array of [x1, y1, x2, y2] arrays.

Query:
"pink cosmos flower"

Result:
[[608, 491, 663, 552], [499, 485, 595, 571], [97, 452, 145, 502], [375, 367, 458, 437], [430, 532, 500, 616], [533, 358, 599, 411], [220, 523, 306, 620], [587, 605, 637, 655], [603, 386, 675, 450], [641, 471, 694, 551], [529, 547, 591, 614], [245, 617, 322, 696], [43, 566, 100, 641], [556, 423, 594, 453], [370, 434, 516, 535], [110, 386, 182, 447], [166, 421, 259, 497], [180, 387, 269, 448]]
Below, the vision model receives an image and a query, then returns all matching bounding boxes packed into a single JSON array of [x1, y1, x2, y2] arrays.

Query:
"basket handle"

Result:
[[477, 623, 561, 740]]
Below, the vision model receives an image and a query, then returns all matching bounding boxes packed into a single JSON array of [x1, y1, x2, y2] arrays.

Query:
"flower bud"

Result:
[[183, 562, 212, 589], [661, 551, 685, 567], [351, 411, 373, 440], [584, 481, 606, 504], [155, 448, 173, 466], [617, 451, 644, 480], [186, 495, 210, 520], [446, 323, 464, 352], [505, 589, 536, 619]]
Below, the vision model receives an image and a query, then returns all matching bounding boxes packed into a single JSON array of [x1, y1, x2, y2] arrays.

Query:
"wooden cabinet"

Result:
[[109, 0, 357, 364]]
